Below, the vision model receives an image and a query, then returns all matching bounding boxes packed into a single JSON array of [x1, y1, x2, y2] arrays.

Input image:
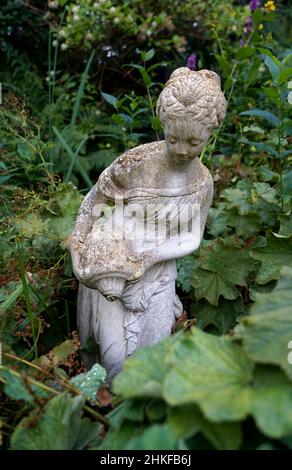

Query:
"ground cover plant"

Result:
[[0, 0, 292, 450]]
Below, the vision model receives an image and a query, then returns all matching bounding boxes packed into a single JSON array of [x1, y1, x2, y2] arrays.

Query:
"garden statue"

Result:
[[70, 67, 227, 382]]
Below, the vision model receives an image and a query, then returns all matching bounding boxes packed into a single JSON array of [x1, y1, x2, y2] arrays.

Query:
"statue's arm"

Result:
[[131, 180, 213, 276]]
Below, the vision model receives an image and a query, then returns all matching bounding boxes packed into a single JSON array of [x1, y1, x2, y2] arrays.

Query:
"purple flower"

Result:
[[244, 15, 253, 34], [187, 53, 197, 71], [240, 38, 245, 47], [249, 0, 260, 12]]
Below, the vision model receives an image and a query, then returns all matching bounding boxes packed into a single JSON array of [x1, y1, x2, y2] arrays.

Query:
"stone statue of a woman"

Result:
[[70, 67, 227, 382]]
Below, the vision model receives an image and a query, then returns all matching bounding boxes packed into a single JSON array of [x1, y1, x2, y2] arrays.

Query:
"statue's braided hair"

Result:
[[156, 67, 227, 131]]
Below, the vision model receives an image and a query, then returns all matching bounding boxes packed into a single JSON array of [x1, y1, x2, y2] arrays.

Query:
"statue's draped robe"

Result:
[[73, 142, 213, 381]]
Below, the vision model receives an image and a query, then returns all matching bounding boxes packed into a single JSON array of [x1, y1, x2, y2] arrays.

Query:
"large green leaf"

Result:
[[125, 424, 176, 450], [113, 336, 176, 398], [191, 267, 238, 305], [10, 392, 99, 450], [163, 329, 253, 421], [250, 233, 292, 283], [251, 366, 292, 438], [191, 239, 257, 305], [192, 299, 244, 334], [115, 326, 292, 439], [168, 405, 242, 450], [241, 266, 292, 381]]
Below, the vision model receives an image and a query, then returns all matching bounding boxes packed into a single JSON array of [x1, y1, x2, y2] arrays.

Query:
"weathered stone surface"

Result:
[[70, 67, 227, 382]]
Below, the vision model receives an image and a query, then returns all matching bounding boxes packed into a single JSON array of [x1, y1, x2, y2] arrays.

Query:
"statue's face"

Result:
[[164, 118, 211, 165]]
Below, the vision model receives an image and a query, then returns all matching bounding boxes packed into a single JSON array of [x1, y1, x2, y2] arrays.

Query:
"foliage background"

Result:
[[0, 0, 292, 450]]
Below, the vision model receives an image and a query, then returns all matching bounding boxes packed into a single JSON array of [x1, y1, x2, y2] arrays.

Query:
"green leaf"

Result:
[[144, 49, 155, 62], [235, 47, 255, 60], [70, 364, 107, 403], [251, 366, 292, 438], [163, 328, 254, 421], [108, 401, 145, 430], [10, 393, 99, 450], [0, 369, 49, 403], [258, 48, 281, 82], [125, 424, 176, 450], [98, 422, 139, 450], [241, 266, 292, 381], [262, 87, 280, 105], [0, 282, 23, 314], [192, 267, 238, 306], [101, 92, 117, 108], [191, 240, 257, 305], [192, 299, 242, 334], [278, 215, 292, 237], [35, 339, 78, 368], [277, 67, 292, 86], [113, 336, 176, 398], [240, 109, 280, 127], [168, 405, 242, 450], [239, 139, 279, 157], [250, 233, 292, 283]]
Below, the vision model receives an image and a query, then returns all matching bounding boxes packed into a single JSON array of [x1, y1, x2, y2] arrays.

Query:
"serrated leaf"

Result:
[[192, 299, 242, 334], [192, 267, 238, 306], [10, 393, 99, 450], [250, 233, 292, 283], [70, 364, 107, 403], [163, 328, 253, 421], [0, 369, 49, 403], [241, 266, 292, 381], [191, 240, 257, 305]]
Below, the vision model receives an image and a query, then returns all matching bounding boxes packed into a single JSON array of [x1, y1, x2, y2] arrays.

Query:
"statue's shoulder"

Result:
[[110, 140, 165, 188]]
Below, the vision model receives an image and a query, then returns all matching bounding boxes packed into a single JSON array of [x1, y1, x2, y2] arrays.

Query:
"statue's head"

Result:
[[156, 67, 227, 164]]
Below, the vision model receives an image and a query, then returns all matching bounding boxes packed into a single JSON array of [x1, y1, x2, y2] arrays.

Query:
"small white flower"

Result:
[[146, 29, 152, 36], [59, 29, 66, 38], [72, 5, 80, 13], [61, 43, 68, 50], [50, 70, 55, 77], [95, 110, 101, 116], [109, 6, 116, 14], [151, 21, 157, 28], [48, 0, 59, 9], [93, 1, 99, 8], [113, 17, 119, 25], [52, 39, 58, 47], [100, 0, 106, 3], [46, 76, 50, 82], [193, 21, 198, 28], [73, 14, 80, 21], [86, 32, 94, 40]]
